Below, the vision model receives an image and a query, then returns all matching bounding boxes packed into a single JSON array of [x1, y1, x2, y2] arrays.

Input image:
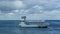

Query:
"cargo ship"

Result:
[[19, 16, 48, 28]]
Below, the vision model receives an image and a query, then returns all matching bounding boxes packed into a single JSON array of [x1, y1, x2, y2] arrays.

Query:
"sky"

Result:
[[0, 0, 60, 20]]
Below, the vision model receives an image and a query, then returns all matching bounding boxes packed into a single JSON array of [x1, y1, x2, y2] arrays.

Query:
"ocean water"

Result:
[[0, 20, 60, 34]]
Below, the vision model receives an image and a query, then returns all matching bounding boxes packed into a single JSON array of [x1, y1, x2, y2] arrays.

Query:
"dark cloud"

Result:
[[0, 0, 60, 13], [0, 6, 16, 13]]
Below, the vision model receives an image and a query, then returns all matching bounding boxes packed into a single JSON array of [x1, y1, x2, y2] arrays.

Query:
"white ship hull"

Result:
[[19, 19, 48, 28], [19, 24, 48, 28]]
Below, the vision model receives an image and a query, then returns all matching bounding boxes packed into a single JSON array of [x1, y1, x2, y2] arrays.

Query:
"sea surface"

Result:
[[0, 20, 60, 34]]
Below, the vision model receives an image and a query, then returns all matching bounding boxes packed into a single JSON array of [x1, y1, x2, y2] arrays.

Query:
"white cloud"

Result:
[[22, 0, 60, 9], [26, 14, 47, 20], [7, 13, 15, 16], [0, 1, 26, 10], [0, 9, 60, 20], [32, 5, 44, 13], [13, 1, 26, 9], [33, 5, 44, 10], [24, 10, 60, 20], [0, 0, 60, 20], [13, 10, 19, 13]]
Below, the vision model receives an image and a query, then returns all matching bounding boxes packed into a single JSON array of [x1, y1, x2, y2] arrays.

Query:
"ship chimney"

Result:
[[21, 16, 26, 22]]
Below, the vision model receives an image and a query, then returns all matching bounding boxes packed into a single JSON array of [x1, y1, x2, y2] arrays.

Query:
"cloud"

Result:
[[13, 1, 26, 9], [0, 0, 60, 13], [0, 0, 19, 1], [0, 9, 60, 20], [0, 1, 26, 13], [0, 0, 60, 20], [7, 13, 15, 16], [25, 10, 60, 20], [0, 11, 1, 14], [18, 5, 45, 14], [21, 0, 60, 10]]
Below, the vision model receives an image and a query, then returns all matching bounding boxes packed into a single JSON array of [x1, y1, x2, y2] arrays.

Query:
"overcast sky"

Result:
[[0, 0, 60, 20]]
